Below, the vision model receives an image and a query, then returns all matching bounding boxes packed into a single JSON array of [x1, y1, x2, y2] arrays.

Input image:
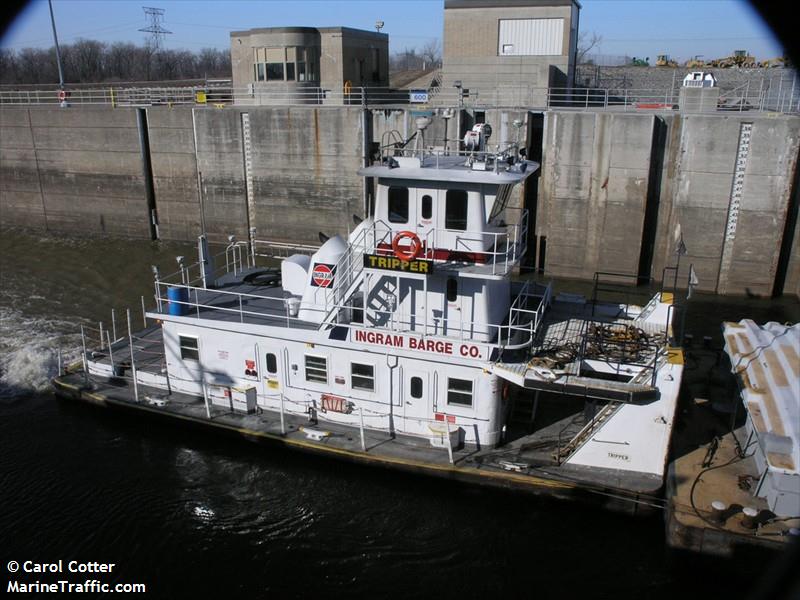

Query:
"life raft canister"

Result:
[[392, 231, 422, 262]]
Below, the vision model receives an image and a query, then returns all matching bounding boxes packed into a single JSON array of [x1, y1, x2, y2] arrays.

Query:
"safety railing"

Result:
[[151, 267, 551, 353], [4, 80, 796, 113], [367, 212, 528, 278]]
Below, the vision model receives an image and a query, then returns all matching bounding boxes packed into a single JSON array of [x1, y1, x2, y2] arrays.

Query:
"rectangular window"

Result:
[[179, 336, 199, 361], [498, 18, 564, 56], [445, 190, 468, 230], [256, 63, 265, 82], [447, 377, 473, 407], [351, 363, 375, 391], [372, 48, 381, 82], [297, 62, 307, 81], [305, 355, 327, 383], [286, 62, 296, 81], [266, 62, 285, 81], [388, 186, 409, 223]]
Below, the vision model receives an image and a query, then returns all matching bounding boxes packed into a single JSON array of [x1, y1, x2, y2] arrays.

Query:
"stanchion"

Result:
[[126, 309, 139, 403], [359, 406, 366, 451], [280, 393, 286, 435], [444, 415, 454, 465], [80, 324, 88, 386]]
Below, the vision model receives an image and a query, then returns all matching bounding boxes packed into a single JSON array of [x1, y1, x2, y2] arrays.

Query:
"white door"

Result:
[[260, 346, 281, 407]]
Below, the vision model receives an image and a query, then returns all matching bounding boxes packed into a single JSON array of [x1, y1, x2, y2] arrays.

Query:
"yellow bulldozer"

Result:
[[709, 50, 758, 68], [655, 54, 679, 67]]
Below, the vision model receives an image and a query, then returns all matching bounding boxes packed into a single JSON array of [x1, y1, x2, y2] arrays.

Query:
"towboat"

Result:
[[54, 121, 685, 505]]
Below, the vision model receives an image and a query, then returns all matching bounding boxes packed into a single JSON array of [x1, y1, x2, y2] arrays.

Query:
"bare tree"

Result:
[[0, 39, 232, 84], [68, 39, 107, 82], [576, 31, 603, 65], [419, 38, 442, 69]]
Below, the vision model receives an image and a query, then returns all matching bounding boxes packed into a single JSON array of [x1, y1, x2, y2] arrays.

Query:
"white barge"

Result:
[[54, 122, 684, 504]]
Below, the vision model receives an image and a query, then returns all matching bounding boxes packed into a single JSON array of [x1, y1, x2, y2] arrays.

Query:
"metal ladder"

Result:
[[321, 228, 369, 325], [554, 401, 624, 463]]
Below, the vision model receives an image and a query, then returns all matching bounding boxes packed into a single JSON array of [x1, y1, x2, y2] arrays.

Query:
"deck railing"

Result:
[[367, 212, 528, 278]]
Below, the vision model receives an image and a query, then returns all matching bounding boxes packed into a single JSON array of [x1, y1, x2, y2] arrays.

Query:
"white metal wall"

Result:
[[498, 18, 564, 56]]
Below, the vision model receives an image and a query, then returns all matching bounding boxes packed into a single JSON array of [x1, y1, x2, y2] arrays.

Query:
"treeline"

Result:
[[389, 40, 442, 72], [0, 39, 231, 85]]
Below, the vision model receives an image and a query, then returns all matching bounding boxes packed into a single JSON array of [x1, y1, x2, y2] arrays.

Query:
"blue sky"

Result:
[[1, 0, 785, 62]]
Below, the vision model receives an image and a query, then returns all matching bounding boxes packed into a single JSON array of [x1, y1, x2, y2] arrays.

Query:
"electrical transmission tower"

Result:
[[139, 7, 172, 51]]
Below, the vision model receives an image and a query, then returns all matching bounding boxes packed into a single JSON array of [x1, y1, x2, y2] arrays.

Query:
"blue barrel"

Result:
[[167, 286, 189, 316]]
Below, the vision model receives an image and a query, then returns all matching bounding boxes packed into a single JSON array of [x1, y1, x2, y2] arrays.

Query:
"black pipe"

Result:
[[136, 107, 158, 240]]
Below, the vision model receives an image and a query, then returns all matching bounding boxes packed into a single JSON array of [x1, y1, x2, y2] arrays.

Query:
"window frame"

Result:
[[445, 189, 468, 231], [179, 335, 199, 361], [446, 377, 473, 407], [350, 362, 375, 392], [266, 62, 285, 81], [388, 186, 410, 224], [304, 354, 328, 384], [410, 376, 423, 399]]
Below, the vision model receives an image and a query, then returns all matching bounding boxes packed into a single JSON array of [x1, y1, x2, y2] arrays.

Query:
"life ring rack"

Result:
[[392, 231, 422, 262]]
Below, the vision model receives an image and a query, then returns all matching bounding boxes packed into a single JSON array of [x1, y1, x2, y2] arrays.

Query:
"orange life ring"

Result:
[[57, 90, 66, 102], [392, 231, 422, 262]]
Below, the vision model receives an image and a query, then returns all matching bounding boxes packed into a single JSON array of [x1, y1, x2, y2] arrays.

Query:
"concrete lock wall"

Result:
[[1, 104, 799, 298], [538, 111, 655, 279], [0, 106, 152, 237], [146, 107, 202, 241], [536, 110, 800, 296]]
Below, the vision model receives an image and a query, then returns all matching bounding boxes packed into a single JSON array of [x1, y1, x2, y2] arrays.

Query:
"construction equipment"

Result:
[[684, 55, 705, 69], [709, 50, 757, 68], [630, 56, 649, 67], [656, 54, 678, 67], [759, 56, 790, 68]]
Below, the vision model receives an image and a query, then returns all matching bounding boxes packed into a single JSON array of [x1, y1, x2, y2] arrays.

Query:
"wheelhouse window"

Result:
[[445, 190, 468, 230], [388, 186, 409, 223], [421, 194, 433, 220], [266, 353, 277, 375], [351, 363, 375, 391], [305, 355, 327, 383], [179, 336, 199, 361], [447, 377, 473, 407]]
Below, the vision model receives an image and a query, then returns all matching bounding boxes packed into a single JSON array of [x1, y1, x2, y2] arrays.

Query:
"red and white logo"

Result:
[[311, 263, 335, 287]]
